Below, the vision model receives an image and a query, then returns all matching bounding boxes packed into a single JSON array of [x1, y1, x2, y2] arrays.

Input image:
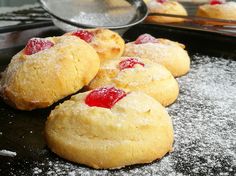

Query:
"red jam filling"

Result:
[[119, 58, 145, 70], [85, 87, 127, 109], [134, 34, 156, 44], [210, 0, 224, 5], [156, 0, 167, 3], [24, 38, 54, 55], [71, 30, 94, 43]]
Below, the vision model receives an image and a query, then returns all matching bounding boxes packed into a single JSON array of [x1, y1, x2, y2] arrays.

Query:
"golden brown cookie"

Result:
[[65, 28, 125, 63], [89, 57, 179, 106], [146, 0, 188, 23], [123, 34, 190, 77], [45, 87, 174, 169], [196, 1, 236, 21], [0, 36, 100, 110]]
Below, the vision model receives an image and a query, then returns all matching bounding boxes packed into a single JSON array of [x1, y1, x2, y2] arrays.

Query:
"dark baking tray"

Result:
[[0, 24, 235, 176]]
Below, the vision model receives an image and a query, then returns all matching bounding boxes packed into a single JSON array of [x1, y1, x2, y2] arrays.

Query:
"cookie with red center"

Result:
[[210, 0, 225, 5], [145, 0, 188, 23], [156, 0, 167, 3], [196, 1, 236, 21], [45, 88, 174, 169], [24, 38, 54, 55], [65, 28, 125, 63], [124, 35, 190, 77], [0, 36, 100, 110], [85, 87, 126, 109], [89, 57, 179, 107], [119, 58, 145, 70], [71, 30, 94, 43], [134, 34, 156, 44]]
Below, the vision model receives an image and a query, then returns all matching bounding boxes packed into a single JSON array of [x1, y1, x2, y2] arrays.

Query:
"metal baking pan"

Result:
[[0, 24, 235, 176]]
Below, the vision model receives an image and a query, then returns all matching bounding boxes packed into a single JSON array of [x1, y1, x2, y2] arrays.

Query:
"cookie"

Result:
[[65, 28, 125, 63], [123, 34, 190, 77], [196, 0, 236, 21], [89, 57, 179, 106], [45, 87, 174, 169], [0, 36, 100, 110], [146, 0, 188, 23]]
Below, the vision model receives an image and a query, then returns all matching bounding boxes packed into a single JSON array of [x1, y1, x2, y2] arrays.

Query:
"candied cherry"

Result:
[[210, 0, 225, 5], [119, 58, 145, 70], [85, 87, 127, 109], [134, 34, 156, 44], [156, 0, 167, 3], [71, 30, 94, 43], [24, 38, 54, 55]]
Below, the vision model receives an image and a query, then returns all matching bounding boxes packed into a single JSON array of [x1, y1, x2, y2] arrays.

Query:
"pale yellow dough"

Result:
[[146, 0, 188, 23], [123, 38, 190, 77], [45, 91, 174, 169], [66, 28, 125, 63], [0, 36, 100, 110], [196, 1, 236, 21], [89, 57, 179, 106]]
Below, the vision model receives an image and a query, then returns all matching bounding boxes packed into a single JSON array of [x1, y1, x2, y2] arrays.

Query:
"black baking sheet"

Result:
[[0, 24, 236, 176]]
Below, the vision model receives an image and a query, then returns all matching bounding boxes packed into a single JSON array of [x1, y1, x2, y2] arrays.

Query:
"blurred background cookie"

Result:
[[123, 34, 190, 77], [65, 28, 125, 63], [0, 36, 100, 110], [89, 57, 179, 106], [45, 87, 174, 169], [145, 0, 188, 23], [196, 0, 236, 21]]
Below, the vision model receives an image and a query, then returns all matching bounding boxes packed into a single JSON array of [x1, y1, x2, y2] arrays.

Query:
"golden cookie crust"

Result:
[[45, 91, 174, 169], [146, 0, 188, 23], [123, 38, 190, 77], [66, 28, 125, 63], [0, 36, 100, 110], [196, 1, 236, 20], [89, 57, 179, 106]]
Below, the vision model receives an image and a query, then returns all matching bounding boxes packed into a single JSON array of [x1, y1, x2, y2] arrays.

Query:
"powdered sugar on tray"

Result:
[[33, 167, 42, 175], [29, 54, 235, 175], [0, 150, 17, 157]]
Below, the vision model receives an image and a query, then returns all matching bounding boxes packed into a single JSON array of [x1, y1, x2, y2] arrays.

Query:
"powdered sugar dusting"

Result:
[[167, 54, 236, 175], [28, 54, 236, 175], [33, 167, 42, 175]]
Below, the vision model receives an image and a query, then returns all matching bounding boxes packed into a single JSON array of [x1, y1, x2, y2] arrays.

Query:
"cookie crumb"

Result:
[[0, 150, 17, 157]]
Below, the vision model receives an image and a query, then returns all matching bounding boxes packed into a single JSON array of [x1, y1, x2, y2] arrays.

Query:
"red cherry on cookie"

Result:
[[156, 0, 167, 3], [210, 0, 224, 5], [24, 38, 54, 55], [134, 34, 156, 44], [85, 87, 127, 109], [71, 30, 94, 43], [119, 58, 145, 70]]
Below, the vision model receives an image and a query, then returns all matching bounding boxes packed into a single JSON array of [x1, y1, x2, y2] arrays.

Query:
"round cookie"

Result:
[[196, 1, 236, 21], [65, 28, 125, 63], [146, 0, 188, 23], [0, 36, 100, 110], [45, 87, 174, 169], [123, 34, 190, 77], [89, 57, 179, 106]]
